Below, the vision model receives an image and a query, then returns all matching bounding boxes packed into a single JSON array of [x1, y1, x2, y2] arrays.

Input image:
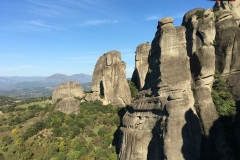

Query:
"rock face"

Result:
[[119, 17, 202, 160], [214, 1, 240, 24], [55, 97, 80, 114], [131, 42, 151, 90], [91, 50, 131, 107], [214, 10, 240, 101], [119, 6, 240, 158], [214, 8, 240, 156], [52, 81, 85, 103]]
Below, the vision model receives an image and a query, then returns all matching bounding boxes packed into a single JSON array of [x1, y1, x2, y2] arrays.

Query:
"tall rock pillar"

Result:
[[91, 50, 131, 107], [118, 17, 201, 160], [131, 42, 151, 90]]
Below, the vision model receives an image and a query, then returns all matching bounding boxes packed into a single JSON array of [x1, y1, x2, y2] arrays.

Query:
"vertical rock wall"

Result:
[[52, 81, 85, 103], [118, 17, 201, 160], [91, 50, 131, 107], [131, 42, 151, 90]]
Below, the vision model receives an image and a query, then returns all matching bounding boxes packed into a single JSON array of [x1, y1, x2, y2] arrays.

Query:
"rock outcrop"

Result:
[[131, 42, 151, 90], [91, 50, 131, 107], [55, 97, 80, 114], [119, 5, 240, 158], [118, 17, 202, 160], [52, 81, 85, 103], [214, 1, 240, 24]]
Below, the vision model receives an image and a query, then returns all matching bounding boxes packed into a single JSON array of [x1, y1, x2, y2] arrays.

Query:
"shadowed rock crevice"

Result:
[[181, 109, 201, 160]]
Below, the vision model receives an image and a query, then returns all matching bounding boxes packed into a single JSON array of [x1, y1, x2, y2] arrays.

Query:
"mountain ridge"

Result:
[[0, 73, 92, 90]]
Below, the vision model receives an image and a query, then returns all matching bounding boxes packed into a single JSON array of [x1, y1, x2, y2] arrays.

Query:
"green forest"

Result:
[[0, 97, 123, 160], [0, 74, 239, 159]]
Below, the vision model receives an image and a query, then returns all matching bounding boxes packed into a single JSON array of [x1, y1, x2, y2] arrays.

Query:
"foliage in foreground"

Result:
[[0, 98, 121, 160], [211, 70, 236, 117], [128, 80, 138, 100], [211, 70, 238, 158]]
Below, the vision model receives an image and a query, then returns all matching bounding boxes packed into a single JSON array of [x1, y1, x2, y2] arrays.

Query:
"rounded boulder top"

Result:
[[159, 17, 174, 25]]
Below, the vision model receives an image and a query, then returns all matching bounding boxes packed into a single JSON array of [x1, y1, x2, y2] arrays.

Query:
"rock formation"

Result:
[[119, 17, 202, 160], [118, 5, 240, 159], [91, 50, 131, 107], [55, 97, 80, 114], [52, 81, 85, 103], [214, 7, 240, 157], [131, 42, 151, 90]]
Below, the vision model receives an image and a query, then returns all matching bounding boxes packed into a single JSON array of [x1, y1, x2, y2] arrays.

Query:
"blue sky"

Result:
[[0, 0, 214, 77]]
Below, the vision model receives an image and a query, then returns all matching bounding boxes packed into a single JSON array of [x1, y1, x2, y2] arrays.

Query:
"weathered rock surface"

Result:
[[214, 12, 240, 101], [131, 42, 151, 90], [52, 81, 85, 103], [214, 1, 240, 24], [119, 5, 240, 158], [119, 17, 201, 160], [91, 50, 131, 107], [183, 8, 234, 159], [213, 7, 240, 154], [55, 97, 80, 114]]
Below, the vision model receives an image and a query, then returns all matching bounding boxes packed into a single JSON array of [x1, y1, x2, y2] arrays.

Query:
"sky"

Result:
[[0, 0, 214, 78]]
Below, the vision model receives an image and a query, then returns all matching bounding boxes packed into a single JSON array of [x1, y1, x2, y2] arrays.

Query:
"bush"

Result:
[[22, 121, 45, 140], [211, 70, 236, 117], [194, 10, 205, 19], [128, 81, 138, 100]]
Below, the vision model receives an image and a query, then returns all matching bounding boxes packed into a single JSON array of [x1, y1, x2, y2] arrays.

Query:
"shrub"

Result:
[[22, 121, 45, 140], [211, 70, 236, 117], [194, 10, 205, 19], [128, 81, 138, 100]]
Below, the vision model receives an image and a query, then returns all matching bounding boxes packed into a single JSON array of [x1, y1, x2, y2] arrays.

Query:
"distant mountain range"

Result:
[[0, 73, 92, 98]]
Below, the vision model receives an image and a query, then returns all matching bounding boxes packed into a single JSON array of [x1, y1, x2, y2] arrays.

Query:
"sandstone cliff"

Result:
[[119, 17, 201, 160], [91, 50, 131, 107], [52, 81, 85, 103], [118, 5, 240, 159], [131, 42, 151, 90]]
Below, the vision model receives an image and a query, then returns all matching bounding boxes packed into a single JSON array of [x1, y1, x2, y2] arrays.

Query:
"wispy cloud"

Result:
[[145, 15, 160, 21], [1, 65, 37, 71], [17, 20, 62, 32], [27, 20, 57, 29], [171, 13, 184, 19], [65, 56, 99, 63], [83, 19, 118, 26]]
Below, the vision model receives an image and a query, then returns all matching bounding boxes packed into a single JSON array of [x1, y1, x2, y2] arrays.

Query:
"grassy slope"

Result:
[[0, 98, 121, 160]]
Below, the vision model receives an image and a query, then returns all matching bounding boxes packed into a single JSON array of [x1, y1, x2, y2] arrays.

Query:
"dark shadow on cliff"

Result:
[[181, 109, 201, 160], [112, 107, 127, 154], [100, 81, 104, 97], [200, 118, 231, 160], [195, 107, 238, 160], [190, 53, 201, 79], [233, 101, 240, 159]]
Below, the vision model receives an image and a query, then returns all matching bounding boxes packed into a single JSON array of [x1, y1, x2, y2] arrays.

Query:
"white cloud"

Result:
[[1, 65, 37, 71], [83, 19, 118, 26], [145, 15, 160, 21], [23, 20, 62, 32], [172, 13, 184, 19]]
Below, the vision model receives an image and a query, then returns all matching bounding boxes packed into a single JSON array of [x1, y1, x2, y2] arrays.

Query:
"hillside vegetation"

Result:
[[0, 97, 121, 160]]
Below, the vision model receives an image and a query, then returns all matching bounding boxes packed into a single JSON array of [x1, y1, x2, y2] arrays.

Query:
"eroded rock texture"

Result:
[[214, 9, 240, 157], [52, 81, 85, 103], [55, 97, 80, 114], [131, 42, 151, 90], [91, 50, 131, 107], [119, 17, 201, 160], [183, 8, 233, 160]]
